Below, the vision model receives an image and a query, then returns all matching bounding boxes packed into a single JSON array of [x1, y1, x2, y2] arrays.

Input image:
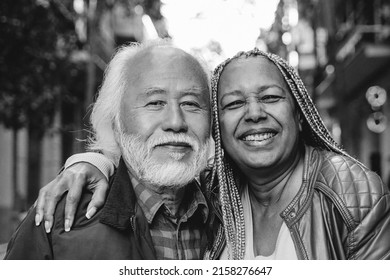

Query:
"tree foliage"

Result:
[[0, 0, 163, 133], [0, 0, 84, 133]]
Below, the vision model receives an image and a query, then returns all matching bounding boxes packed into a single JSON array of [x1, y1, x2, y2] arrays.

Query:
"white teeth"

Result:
[[168, 152, 185, 161], [243, 133, 275, 142]]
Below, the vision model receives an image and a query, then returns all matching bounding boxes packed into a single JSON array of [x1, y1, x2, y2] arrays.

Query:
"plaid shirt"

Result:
[[130, 174, 209, 260]]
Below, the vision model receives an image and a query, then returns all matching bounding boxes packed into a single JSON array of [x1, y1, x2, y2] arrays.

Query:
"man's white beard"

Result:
[[117, 130, 210, 189]]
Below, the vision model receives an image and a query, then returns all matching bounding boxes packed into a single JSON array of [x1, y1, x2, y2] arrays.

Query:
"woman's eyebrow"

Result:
[[221, 85, 286, 97], [220, 90, 243, 97], [256, 85, 286, 93]]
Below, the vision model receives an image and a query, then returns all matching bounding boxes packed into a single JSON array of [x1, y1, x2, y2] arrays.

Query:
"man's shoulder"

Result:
[[53, 190, 95, 229]]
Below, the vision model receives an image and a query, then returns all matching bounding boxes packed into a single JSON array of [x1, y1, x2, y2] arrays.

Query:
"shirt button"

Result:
[[289, 212, 296, 219]]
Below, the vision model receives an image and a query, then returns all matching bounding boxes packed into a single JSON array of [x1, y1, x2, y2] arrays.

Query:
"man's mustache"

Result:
[[147, 133, 199, 152]]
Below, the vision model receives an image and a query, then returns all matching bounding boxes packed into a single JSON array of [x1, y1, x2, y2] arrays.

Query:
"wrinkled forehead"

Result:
[[127, 46, 209, 86]]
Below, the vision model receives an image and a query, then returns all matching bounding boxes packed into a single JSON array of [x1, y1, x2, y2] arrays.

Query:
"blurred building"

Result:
[[0, 0, 166, 243], [266, 0, 390, 185]]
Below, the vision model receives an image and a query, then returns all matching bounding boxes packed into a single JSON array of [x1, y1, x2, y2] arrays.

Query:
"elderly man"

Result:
[[5, 40, 212, 260]]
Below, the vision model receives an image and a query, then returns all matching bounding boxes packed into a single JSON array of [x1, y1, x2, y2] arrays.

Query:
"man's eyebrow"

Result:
[[143, 87, 166, 96], [142, 87, 207, 97], [181, 86, 208, 95]]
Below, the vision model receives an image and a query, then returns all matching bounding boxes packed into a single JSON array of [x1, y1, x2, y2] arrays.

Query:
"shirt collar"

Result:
[[130, 172, 209, 224]]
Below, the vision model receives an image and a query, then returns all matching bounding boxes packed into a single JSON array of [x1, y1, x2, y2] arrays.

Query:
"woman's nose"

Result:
[[244, 100, 267, 123]]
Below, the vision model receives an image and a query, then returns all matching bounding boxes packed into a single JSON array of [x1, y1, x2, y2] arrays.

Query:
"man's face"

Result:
[[217, 56, 301, 175], [118, 46, 211, 187]]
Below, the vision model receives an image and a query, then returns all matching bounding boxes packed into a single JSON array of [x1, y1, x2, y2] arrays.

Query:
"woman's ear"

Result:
[[298, 114, 303, 132]]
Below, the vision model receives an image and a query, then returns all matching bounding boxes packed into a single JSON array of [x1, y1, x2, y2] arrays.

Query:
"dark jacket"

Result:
[[5, 159, 208, 260], [207, 145, 390, 260]]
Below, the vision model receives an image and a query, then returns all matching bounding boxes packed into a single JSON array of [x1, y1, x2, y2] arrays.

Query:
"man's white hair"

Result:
[[87, 39, 211, 164]]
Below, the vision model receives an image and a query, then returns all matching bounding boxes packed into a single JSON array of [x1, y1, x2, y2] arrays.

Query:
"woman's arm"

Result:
[[35, 152, 115, 232]]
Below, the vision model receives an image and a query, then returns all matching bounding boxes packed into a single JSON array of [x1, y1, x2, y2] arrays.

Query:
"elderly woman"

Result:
[[32, 49, 390, 260], [204, 49, 390, 260]]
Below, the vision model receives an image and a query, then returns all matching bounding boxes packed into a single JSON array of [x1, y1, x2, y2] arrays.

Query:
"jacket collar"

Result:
[[280, 145, 321, 224], [99, 158, 136, 230]]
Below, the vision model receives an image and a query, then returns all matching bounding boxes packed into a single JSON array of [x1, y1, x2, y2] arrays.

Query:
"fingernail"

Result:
[[35, 214, 40, 226], [86, 207, 96, 219], [64, 219, 71, 232], [44, 221, 51, 233]]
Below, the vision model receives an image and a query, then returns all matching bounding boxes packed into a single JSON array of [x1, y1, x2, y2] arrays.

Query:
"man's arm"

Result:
[[35, 152, 115, 232]]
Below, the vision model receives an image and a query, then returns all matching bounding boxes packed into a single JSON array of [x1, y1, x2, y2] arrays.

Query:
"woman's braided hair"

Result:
[[208, 48, 356, 259]]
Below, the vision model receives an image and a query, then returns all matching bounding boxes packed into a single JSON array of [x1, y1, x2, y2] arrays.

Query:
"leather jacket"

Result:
[[206, 145, 390, 260]]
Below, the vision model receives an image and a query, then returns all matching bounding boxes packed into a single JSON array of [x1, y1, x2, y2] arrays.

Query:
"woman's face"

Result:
[[217, 56, 302, 174]]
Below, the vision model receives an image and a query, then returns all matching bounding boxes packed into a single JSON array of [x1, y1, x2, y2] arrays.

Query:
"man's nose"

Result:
[[244, 100, 267, 123], [161, 104, 188, 133]]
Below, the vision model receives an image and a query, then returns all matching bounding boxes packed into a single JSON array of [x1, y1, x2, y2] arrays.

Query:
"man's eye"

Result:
[[260, 95, 284, 103], [223, 100, 245, 110], [145, 101, 166, 108], [181, 101, 201, 109]]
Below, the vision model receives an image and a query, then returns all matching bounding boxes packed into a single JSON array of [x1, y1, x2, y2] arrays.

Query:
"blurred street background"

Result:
[[1, 0, 390, 254]]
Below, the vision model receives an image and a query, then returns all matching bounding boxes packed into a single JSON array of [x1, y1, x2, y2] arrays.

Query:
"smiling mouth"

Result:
[[155, 142, 192, 149], [154, 142, 193, 160], [240, 132, 276, 142]]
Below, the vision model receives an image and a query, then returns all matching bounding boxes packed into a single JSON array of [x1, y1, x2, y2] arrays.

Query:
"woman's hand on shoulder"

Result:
[[35, 162, 109, 233]]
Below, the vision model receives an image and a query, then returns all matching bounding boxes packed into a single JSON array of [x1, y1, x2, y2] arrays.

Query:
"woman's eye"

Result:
[[223, 100, 245, 110], [261, 95, 284, 103]]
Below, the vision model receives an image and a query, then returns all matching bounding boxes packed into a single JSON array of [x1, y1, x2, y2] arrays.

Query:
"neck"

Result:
[[125, 161, 186, 217], [246, 148, 303, 207], [149, 184, 186, 217]]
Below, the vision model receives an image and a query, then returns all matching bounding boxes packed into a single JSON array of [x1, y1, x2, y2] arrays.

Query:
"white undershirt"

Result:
[[220, 184, 298, 260]]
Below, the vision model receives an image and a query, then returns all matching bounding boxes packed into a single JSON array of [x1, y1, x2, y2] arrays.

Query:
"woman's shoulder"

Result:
[[315, 148, 384, 192], [312, 147, 388, 221]]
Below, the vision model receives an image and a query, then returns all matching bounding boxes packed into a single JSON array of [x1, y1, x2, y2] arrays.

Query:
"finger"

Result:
[[43, 183, 67, 233], [64, 175, 85, 232], [86, 180, 109, 219], [35, 187, 48, 226], [85, 206, 97, 220], [44, 220, 52, 233]]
